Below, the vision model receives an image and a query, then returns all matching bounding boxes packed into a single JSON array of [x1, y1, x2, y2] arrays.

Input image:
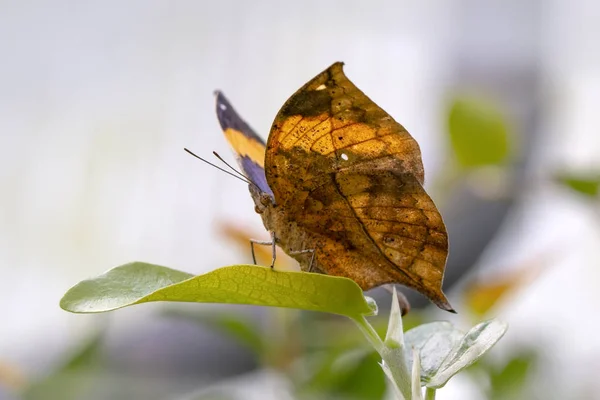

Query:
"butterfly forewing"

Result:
[[215, 91, 273, 197]]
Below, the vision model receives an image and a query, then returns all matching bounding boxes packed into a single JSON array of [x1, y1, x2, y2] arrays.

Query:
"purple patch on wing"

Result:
[[241, 156, 273, 197]]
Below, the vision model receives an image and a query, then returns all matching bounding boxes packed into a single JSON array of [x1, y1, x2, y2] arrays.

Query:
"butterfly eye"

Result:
[[259, 193, 272, 207]]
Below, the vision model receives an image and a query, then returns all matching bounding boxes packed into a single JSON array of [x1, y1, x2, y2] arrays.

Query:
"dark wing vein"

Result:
[[330, 175, 419, 286]]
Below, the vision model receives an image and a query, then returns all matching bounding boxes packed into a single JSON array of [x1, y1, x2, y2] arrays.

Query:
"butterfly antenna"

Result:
[[184, 148, 253, 186], [212, 151, 249, 179], [211, 151, 262, 191]]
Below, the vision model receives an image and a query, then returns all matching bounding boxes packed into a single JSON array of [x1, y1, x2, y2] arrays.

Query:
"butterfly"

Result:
[[214, 62, 453, 312]]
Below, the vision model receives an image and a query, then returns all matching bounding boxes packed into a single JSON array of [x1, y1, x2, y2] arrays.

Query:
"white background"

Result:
[[1, 1, 599, 398]]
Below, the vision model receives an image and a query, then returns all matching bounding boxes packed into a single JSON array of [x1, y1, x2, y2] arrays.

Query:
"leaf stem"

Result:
[[425, 387, 436, 400], [351, 315, 384, 353]]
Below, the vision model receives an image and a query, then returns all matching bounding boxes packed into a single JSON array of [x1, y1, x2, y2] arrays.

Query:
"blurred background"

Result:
[[1, 1, 599, 399]]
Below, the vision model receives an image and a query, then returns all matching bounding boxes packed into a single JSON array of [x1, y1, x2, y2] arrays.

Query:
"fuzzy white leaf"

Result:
[[427, 320, 508, 388]]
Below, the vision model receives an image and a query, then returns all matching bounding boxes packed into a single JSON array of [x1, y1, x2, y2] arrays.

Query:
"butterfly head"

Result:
[[249, 184, 275, 212]]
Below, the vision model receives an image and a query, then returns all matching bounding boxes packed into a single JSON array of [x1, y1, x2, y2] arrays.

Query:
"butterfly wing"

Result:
[[215, 91, 273, 197], [264, 63, 451, 310]]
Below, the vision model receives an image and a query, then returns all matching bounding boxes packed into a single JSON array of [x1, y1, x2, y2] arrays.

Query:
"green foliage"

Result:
[[60, 262, 375, 318], [487, 351, 538, 400], [331, 351, 386, 400], [448, 96, 510, 168], [23, 331, 106, 400], [556, 174, 600, 197], [299, 349, 387, 400], [364, 289, 508, 398], [59, 264, 507, 399]]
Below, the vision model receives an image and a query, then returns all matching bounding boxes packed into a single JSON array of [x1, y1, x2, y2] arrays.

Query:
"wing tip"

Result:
[[329, 61, 345, 74], [433, 295, 456, 314], [214, 90, 238, 132]]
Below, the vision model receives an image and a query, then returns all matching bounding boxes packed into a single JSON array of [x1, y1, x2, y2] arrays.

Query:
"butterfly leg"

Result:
[[383, 285, 411, 316], [249, 231, 277, 268], [289, 249, 316, 272]]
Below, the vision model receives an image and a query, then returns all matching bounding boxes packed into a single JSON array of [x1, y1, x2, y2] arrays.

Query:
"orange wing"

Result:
[[264, 62, 452, 310]]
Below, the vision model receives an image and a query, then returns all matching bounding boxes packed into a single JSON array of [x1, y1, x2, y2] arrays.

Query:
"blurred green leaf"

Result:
[[556, 174, 600, 197], [299, 350, 386, 400], [488, 351, 538, 400], [448, 96, 510, 168], [60, 330, 105, 371], [335, 351, 386, 400], [24, 370, 100, 400], [60, 263, 375, 318], [23, 331, 107, 399]]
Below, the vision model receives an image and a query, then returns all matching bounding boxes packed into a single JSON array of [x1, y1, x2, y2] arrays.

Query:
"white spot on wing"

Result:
[[219, 103, 227, 110], [341, 153, 349, 161], [316, 84, 327, 91]]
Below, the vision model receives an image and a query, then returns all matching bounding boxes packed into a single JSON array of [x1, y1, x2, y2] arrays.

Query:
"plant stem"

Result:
[[352, 315, 411, 399], [425, 387, 436, 400], [382, 345, 412, 399]]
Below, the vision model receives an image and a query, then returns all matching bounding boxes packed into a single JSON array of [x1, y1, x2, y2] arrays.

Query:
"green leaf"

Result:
[[556, 174, 600, 197], [60, 263, 375, 318], [448, 96, 510, 168]]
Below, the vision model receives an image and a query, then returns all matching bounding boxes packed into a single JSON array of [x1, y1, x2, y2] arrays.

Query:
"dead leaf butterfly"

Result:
[[213, 62, 453, 312]]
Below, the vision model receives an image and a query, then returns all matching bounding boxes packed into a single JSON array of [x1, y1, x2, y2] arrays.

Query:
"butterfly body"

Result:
[[215, 62, 453, 312]]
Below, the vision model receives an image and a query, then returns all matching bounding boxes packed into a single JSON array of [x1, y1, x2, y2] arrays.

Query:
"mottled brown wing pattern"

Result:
[[266, 62, 425, 203], [287, 166, 450, 308], [264, 62, 451, 310], [334, 170, 448, 306]]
